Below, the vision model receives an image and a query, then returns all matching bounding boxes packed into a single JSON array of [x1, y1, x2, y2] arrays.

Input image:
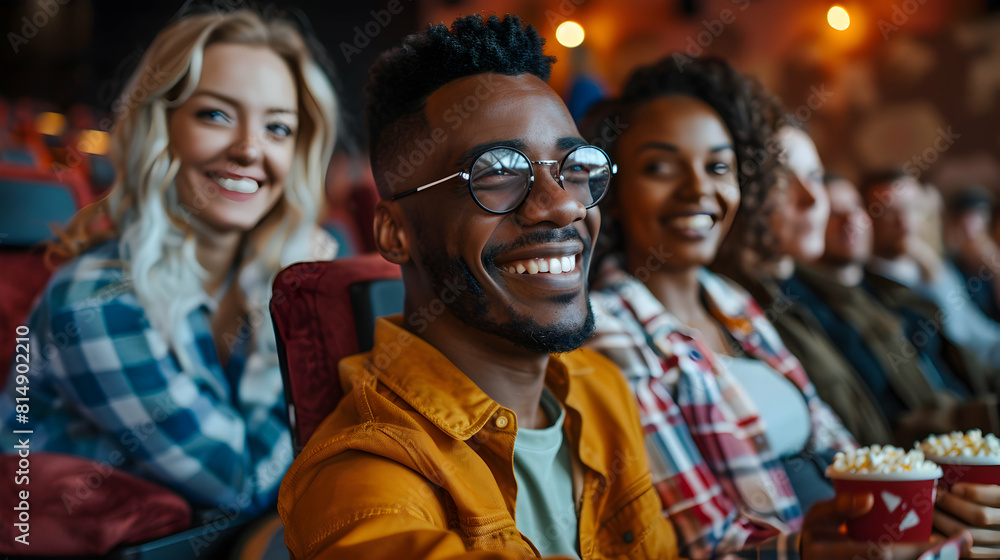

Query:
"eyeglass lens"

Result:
[[469, 146, 612, 213]]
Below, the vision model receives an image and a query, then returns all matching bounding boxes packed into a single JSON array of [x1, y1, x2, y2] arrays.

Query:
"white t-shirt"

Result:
[[512, 388, 579, 558], [719, 355, 811, 457]]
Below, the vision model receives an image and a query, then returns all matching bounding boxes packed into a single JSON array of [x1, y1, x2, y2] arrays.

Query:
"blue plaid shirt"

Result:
[[1, 240, 292, 516]]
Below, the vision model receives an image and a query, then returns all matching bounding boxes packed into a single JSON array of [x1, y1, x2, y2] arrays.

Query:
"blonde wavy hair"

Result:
[[52, 9, 338, 369]]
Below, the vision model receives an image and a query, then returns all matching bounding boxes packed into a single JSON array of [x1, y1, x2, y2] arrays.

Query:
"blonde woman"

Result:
[[0, 9, 338, 515]]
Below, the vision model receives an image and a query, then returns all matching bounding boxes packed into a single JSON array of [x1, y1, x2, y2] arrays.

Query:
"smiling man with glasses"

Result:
[[277, 13, 677, 560]]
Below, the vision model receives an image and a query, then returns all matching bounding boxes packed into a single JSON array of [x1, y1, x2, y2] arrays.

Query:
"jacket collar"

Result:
[[362, 316, 577, 442]]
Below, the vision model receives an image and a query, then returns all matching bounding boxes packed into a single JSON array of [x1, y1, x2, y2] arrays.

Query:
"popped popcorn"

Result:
[[916, 430, 1000, 459], [828, 444, 940, 474]]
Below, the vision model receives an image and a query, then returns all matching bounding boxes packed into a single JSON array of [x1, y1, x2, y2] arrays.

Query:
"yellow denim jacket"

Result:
[[278, 316, 679, 559]]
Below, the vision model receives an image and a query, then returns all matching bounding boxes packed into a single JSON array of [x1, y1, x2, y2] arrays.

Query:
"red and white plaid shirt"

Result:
[[588, 265, 856, 559]]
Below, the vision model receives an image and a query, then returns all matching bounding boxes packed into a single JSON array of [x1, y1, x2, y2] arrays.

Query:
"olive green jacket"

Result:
[[746, 271, 895, 446]]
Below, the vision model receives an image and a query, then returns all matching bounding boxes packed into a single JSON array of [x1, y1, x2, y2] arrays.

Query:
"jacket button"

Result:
[[623, 531, 634, 544], [495, 415, 509, 429]]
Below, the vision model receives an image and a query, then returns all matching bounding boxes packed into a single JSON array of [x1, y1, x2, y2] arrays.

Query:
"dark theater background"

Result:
[[4, 0, 1000, 557], [2, 0, 1000, 256]]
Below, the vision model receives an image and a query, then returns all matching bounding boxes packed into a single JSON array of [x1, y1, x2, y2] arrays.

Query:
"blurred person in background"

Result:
[[863, 171, 1000, 379], [0, 8, 339, 519], [720, 132, 899, 447], [944, 185, 1000, 322], [710, 124, 937, 450], [710, 125, 907, 446], [787, 174, 992, 446]]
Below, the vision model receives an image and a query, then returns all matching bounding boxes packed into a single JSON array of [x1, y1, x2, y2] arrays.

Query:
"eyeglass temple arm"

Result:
[[390, 171, 469, 201]]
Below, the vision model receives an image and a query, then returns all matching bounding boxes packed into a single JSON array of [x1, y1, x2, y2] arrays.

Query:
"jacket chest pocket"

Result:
[[595, 484, 675, 559]]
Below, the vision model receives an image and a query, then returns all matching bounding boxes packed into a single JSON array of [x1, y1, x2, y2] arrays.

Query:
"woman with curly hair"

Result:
[[583, 55, 858, 558], [0, 8, 338, 516]]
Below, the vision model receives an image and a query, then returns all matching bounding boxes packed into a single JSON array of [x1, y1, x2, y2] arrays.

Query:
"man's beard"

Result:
[[417, 228, 596, 354]]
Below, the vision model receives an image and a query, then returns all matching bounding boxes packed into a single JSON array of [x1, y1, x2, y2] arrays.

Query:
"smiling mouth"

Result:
[[668, 213, 715, 228], [208, 172, 260, 194], [661, 213, 719, 235], [499, 255, 578, 275]]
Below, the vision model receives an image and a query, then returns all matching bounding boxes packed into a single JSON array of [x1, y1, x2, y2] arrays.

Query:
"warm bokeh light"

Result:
[[78, 129, 109, 155], [35, 112, 66, 137], [556, 21, 585, 48], [827, 6, 850, 31]]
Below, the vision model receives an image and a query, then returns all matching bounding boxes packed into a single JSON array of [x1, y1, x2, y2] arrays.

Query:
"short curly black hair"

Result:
[[365, 14, 555, 197], [582, 54, 785, 278]]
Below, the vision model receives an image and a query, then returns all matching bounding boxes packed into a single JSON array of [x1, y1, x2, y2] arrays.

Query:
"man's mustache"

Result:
[[482, 227, 588, 267]]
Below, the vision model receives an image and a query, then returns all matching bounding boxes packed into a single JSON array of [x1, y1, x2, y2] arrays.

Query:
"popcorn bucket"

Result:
[[930, 455, 1000, 487], [827, 468, 942, 543]]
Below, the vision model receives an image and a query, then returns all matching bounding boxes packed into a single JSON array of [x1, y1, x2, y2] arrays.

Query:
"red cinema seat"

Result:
[[0, 163, 94, 209], [0, 248, 54, 386], [0, 167, 88, 386], [270, 254, 403, 454], [0, 453, 191, 556]]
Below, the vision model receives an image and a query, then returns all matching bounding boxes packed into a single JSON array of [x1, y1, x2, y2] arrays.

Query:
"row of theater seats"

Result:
[[0, 98, 111, 382], [0, 97, 395, 558]]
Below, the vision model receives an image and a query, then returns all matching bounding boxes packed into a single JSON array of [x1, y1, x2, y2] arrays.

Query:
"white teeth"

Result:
[[212, 173, 259, 194], [502, 256, 578, 274], [673, 214, 714, 230]]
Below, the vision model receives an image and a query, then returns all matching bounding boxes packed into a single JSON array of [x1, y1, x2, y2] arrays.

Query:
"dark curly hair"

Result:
[[582, 54, 785, 280], [365, 14, 555, 197]]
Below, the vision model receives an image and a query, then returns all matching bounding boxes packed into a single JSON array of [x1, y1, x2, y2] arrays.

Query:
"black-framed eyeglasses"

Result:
[[390, 145, 617, 214]]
